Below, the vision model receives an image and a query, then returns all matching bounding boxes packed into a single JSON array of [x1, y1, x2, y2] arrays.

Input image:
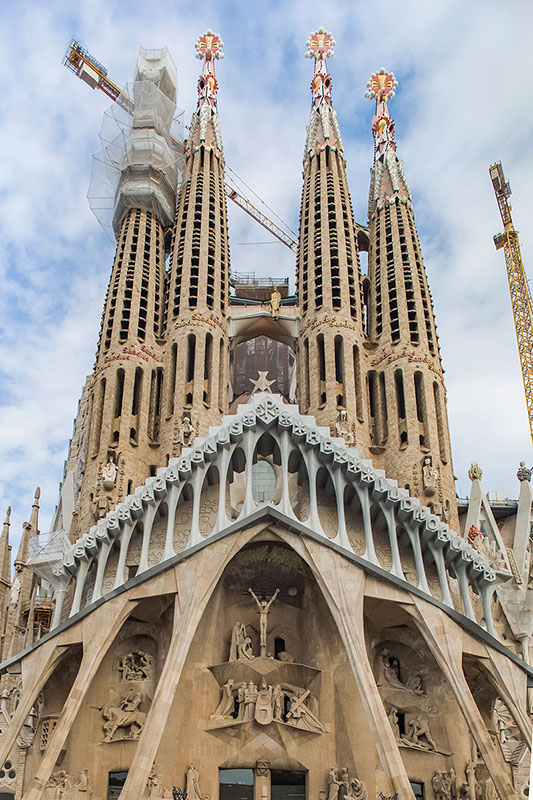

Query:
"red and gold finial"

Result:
[[195, 30, 224, 61], [305, 28, 335, 61], [365, 68, 398, 103]]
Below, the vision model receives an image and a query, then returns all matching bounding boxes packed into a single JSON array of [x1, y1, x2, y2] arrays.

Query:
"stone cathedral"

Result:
[[1, 28, 533, 800]]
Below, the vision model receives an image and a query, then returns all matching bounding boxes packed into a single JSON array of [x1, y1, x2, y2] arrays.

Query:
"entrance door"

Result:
[[270, 770, 306, 800]]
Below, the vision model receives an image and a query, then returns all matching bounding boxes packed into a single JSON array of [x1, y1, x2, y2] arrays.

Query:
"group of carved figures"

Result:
[[45, 770, 92, 800], [211, 677, 324, 733], [432, 765, 497, 800], [325, 767, 367, 800], [229, 588, 281, 660]]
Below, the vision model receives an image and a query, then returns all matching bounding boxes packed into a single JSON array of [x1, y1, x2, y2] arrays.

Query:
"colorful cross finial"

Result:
[[305, 28, 335, 60], [365, 68, 398, 102], [195, 30, 224, 61]]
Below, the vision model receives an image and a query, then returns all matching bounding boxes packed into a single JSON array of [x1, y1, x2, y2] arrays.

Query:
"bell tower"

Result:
[[365, 70, 456, 524], [163, 30, 230, 455], [296, 30, 367, 447]]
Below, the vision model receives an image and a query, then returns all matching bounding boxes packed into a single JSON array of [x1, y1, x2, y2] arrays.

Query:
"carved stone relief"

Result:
[[323, 768, 367, 800], [101, 688, 146, 742], [45, 770, 93, 800], [116, 650, 153, 681]]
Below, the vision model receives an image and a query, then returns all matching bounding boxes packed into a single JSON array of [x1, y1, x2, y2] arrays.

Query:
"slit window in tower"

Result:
[[218, 338, 225, 411], [334, 335, 344, 407], [414, 371, 425, 422], [114, 369, 125, 418], [187, 334, 196, 383], [148, 367, 163, 442], [367, 370, 377, 443], [304, 338, 310, 411], [168, 344, 177, 416], [395, 369, 408, 446], [317, 334, 326, 406], [131, 367, 143, 416], [353, 345, 364, 422], [92, 377, 106, 457], [433, 381, 448, 463], [204, 333, 213, 407], [379, 371, 388, 442]]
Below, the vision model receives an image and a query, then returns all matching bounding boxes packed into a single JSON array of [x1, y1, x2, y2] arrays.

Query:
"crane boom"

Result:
[[490, 161, 533, 443], [63, 37, 297, 252]]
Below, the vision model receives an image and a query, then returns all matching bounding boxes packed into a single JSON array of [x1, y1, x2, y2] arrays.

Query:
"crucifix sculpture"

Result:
[[248, 587, 280, 657]]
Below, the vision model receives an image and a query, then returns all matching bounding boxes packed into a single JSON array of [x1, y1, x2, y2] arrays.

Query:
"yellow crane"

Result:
[[489, 161, 533, 443], [63, 37, 298, 252]]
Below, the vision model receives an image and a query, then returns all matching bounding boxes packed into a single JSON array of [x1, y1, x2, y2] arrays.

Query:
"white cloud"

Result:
[[0, 0, 532, 559]]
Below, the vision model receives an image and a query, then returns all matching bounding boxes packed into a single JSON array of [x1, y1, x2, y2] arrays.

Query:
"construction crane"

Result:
[[64, 38, 298, 252], [489, 161, 533, 443]]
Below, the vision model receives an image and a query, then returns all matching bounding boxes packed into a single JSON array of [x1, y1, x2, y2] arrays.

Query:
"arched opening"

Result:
[[288, 448, 310, 522], [226, 447, 246, 519], [199, 465, 220, 537], [230, 335, 295, 405], [316, 467, 337, 539], [344, 484, 364, 555], [369, 504, 392, 571]]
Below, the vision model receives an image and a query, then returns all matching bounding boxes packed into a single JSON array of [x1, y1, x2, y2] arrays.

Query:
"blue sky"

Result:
[[1, 0, 532, 558]]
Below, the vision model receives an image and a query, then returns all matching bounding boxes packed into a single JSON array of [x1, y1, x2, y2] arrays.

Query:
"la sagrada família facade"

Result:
[[0, 29, 531, 800]]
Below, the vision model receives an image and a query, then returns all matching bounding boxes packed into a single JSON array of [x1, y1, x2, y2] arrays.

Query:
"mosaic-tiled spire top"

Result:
[[190, 29, 224, 152], [304, 28, 343, 159], [365, 68, 398, 163], [365, 68, 410, 209]]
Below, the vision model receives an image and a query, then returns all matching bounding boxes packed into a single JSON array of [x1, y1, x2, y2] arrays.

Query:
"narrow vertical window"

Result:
[[304, 338, 310, 411], [434, 381, 447, 462], [168, 343, 177, 416], [395, 369, 408, 446], [317, 334, 326, 381], [379, 371, 388, 441], [187, 334, 196, 382], [218, 338, 225, 410], [114, 369, 125, 418], [353, 345, 364, 422], [91, 377, 106, 457], [131, 367, 143, 415], [334, 335, 344, 407], [204, 333, 213, 406]]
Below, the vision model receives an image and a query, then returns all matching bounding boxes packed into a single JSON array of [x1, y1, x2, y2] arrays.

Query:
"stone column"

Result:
[[254, 760, 271, 800]]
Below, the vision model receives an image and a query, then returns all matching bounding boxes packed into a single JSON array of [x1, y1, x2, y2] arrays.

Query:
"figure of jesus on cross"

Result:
[[248, 587, 280, 657]]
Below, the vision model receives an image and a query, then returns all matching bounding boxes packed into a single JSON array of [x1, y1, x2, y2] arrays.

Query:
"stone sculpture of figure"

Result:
[[102, 457, 118, 490], [468, 462, 483, 482], [377, 649, 408, 691], [422, 456, 438, 497], [245, 681, 259, 721], [404, 716, 437, 751], [335, 411, 355, 446], [386, 704, 400, 739], [0, 688, 10, 723], [186, 764, 203, 800], [272, 684, 284, 721], [238, 634, 255, 662], [248, 587, 280, 657], [339, 768, 350, 800], [118, 650, 152, 681], [182, 415, 195, 445], [73, 770, 93, 799], [229, 621, 247, 661], [10, 576, 21, 607], [269, 286, 281, 319], [254, 678, 273, 725], [286, 689, 325, 733], [236, 683, 246, 721], [327, 769, 342, 800], [346, 779, 367, 800], [102, 690, 145, 742], [405, 672, 424, 695], [211, 679, 236, 719], [146, 765, 167, 799], [45, 771, 73, 800]]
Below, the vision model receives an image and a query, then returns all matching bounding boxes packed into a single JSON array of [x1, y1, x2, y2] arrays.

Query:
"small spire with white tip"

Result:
[[303, 28, 343, 159]]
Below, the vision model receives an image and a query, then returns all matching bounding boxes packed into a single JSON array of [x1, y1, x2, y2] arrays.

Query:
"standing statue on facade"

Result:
[[185, 764, 203, 800], [269, 286, 282, 319], [422, 456, 438, 497], [248, 587, 280, 656]]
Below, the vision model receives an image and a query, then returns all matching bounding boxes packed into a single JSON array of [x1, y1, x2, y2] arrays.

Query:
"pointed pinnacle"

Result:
[[29, 487, 40, 535], [3, 507, 11, 529]]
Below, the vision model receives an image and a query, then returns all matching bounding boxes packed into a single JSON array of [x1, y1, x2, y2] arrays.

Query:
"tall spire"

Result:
[[364, 69, 457, 527], [162, 29, 229, 450], [15, 487, 39, 567], [365, 69, 410, 213], [304, 28, 343, 159], [0, 507, 11, 588], [190, 30, 224, 152], [297, 30, 366, 442]]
